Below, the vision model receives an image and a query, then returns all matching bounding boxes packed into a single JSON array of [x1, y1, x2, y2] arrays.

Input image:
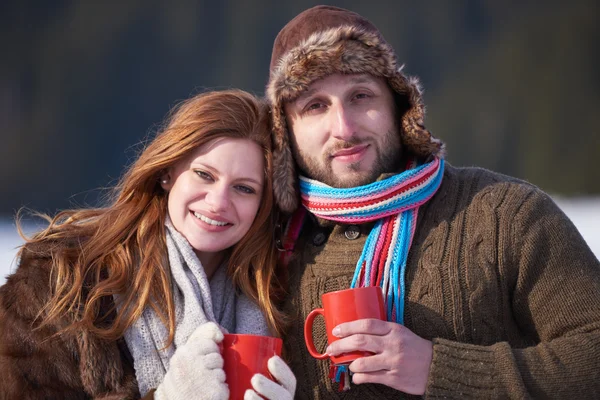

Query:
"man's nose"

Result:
[[205, 185, 229, 212], [330, 103, 355, 140]]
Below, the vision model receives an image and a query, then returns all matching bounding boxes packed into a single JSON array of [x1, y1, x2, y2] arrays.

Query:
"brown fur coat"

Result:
[[0, 242, 141, 399]]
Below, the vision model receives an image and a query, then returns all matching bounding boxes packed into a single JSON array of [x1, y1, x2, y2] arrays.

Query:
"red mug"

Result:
[[222, 333, 283, 400], [304, 286, 386, 365]]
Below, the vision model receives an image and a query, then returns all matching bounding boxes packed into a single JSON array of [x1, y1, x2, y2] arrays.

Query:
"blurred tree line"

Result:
[[1, 0, 598, 217]]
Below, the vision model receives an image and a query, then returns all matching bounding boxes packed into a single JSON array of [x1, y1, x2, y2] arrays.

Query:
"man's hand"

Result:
[[325, 318, 433, 395]]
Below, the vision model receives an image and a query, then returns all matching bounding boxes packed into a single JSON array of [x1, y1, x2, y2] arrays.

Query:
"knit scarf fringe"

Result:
[[296, 157, 445, 390]]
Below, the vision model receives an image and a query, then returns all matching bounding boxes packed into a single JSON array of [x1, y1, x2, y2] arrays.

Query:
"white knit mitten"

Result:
[[154, 322, 229, 400], [244, 355, 296, 400]]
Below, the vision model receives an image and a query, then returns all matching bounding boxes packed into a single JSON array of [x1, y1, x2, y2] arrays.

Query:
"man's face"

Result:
[[283, 73, 401, 188]]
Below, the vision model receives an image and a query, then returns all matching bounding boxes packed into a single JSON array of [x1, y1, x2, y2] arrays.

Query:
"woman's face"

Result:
[[163, 137, 264, 266]]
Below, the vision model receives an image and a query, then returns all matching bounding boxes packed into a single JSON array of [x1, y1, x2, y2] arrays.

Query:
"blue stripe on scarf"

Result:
[[350, 220, 382, 288]]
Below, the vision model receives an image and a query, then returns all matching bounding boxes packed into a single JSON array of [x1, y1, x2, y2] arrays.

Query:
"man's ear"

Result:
[[160, 172, 173, 191]]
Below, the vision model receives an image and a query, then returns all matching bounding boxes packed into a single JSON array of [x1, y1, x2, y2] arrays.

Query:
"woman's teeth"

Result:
[[194, 212, 228, 226]]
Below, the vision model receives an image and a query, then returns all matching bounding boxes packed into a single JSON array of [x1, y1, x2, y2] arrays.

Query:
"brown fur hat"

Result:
[[267, 5, 445, 213]]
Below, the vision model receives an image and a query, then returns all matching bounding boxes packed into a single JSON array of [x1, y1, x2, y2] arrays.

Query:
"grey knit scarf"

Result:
[[123, 219, 269, 396]]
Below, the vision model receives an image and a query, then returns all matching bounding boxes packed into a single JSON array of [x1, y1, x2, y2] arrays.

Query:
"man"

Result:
[[266, 5, 600, 399]]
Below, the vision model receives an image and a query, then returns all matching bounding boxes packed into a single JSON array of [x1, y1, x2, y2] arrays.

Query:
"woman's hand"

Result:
[[244, 355, 296, 400], [155, 322, 229, 400]]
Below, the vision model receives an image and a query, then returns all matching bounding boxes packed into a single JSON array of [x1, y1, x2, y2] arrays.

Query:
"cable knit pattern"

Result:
[[283, 164, 600, 399]]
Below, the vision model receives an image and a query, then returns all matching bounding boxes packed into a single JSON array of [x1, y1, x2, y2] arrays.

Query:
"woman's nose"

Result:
[[204, 185, 229, 212]]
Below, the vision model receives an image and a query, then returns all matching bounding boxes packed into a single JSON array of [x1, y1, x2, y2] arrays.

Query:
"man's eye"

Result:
[[235, 185, 256, 194], [354, 92, 370, 100], [304, 102, 324, 113], [195, 170, 213, 181]]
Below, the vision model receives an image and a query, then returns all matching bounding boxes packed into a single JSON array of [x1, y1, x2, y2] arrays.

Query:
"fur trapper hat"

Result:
[[267, 5, 445, 213]]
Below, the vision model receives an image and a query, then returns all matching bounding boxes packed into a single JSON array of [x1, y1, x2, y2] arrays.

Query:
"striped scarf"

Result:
[[298, 157, 444, 325], [285, 157, 444, 390]]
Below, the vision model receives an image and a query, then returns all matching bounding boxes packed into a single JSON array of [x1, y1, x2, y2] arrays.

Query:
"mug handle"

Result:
[[304, 308, 329, 360]]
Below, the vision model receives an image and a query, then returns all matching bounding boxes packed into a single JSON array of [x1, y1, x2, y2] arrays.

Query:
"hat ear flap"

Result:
[[389, 73, 446, 159], [272, 108, 299, 214]]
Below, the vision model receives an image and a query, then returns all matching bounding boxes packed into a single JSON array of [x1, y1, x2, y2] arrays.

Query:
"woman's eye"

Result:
[[235, 185, 256, 194], [354, 92, 370, 100], [195, 170, 213, 181]]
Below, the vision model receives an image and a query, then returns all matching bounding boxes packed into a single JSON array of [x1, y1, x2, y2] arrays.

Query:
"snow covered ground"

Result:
[[1, 197, 599, 286]]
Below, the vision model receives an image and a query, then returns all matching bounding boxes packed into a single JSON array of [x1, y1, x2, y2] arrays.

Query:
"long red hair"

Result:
[[19, 89, 286, 342]]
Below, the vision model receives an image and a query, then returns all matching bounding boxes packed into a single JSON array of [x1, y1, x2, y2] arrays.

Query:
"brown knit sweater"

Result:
[[282, 164, 600, 399]]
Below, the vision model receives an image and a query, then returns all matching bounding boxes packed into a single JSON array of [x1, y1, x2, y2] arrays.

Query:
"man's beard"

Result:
[[292, 130, 402, 188]]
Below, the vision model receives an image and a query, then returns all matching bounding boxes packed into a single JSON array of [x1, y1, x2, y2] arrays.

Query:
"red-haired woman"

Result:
[[0, 90, 296, 399]]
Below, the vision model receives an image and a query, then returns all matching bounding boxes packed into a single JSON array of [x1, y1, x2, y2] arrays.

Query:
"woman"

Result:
[[0, 90, 296, 399]]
